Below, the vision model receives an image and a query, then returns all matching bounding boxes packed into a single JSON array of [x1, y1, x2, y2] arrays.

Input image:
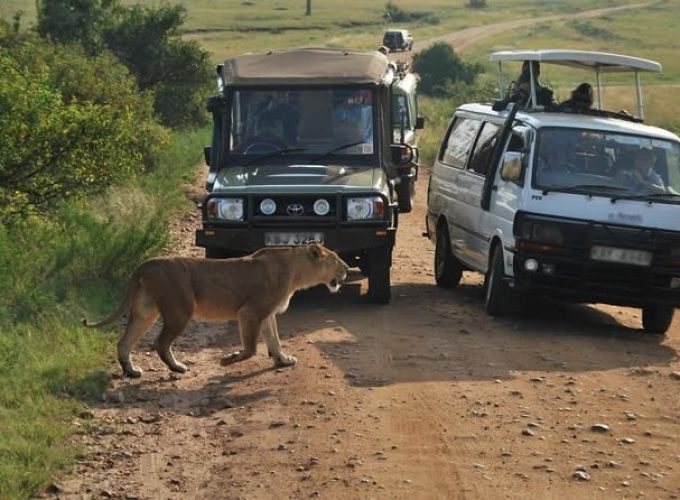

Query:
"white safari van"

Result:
[[426, 50, 680, 334]]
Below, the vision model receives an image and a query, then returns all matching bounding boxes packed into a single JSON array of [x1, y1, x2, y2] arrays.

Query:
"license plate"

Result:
[[590, 245, 652, 266], [264, 232, 324, 246]]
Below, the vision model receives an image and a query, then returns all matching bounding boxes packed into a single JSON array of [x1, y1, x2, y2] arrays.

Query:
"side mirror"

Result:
[[500, 151, 523, 183], [391, 144, 413, 166], [204, 146, 211, 167], [415, 116, 425, 130]]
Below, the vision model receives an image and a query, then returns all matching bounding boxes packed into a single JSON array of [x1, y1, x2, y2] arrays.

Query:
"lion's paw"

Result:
[[169, 362, 188, 373], [274, 354, 297, 367], [220, 352, 241, 366]]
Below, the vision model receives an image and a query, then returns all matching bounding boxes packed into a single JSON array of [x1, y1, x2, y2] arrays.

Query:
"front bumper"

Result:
[[196, 224, 395, 256], [511, 214, 680, 308]]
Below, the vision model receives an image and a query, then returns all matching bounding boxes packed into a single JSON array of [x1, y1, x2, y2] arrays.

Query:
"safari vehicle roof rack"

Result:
[[490, 49, 662, 121]]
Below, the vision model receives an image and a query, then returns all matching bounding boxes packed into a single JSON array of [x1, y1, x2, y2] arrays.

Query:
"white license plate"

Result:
[[590, 245, 652, 267], [264, 232, 324, 246]]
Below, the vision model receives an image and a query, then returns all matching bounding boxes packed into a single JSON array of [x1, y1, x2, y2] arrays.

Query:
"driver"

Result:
[[617, 144, 666, 194], [238, 113, 288, 153]]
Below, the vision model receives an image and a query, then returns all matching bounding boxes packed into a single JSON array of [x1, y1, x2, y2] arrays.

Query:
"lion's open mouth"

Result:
[[328, 278, 341, 293]]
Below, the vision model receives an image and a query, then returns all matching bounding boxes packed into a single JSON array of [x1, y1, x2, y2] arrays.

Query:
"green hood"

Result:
[[213, 163, 385, 192]]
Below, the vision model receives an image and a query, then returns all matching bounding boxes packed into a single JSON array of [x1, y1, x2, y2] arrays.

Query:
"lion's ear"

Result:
[[307, 242, 322, 259]]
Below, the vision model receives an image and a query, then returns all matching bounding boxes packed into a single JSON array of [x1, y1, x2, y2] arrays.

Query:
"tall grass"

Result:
[[0, 126, 209, 499]]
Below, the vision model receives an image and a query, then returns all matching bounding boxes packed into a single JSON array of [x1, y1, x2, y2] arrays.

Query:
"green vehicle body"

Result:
[[196, 48, 423, 303]]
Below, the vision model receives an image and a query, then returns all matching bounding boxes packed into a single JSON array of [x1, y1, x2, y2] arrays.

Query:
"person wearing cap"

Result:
[[618, 144, 666, 194]]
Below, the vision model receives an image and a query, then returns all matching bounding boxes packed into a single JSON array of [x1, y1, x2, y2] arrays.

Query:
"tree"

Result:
[[36, 0, 117, 55], [412, 42, 483, 97], [0, 30, 167, 224], [36, 0, 213, 128], [103, 4, 213, 127]]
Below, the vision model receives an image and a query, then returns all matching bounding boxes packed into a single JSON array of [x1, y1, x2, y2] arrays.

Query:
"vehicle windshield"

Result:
[[227, 88, 375, 160], [533, 128, 680, 200]]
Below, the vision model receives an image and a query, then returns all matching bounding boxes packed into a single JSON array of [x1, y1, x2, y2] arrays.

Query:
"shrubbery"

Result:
[[383, 1, 439, 25], [36, 0, 213, 128], [0, 23, 168, 225], [412, 42, 484, 97]]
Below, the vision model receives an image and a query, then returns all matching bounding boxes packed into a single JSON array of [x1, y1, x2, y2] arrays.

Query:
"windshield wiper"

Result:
[[310, 141, 366, 163], [611, 192, 680, 203], [241, 147, 307, 167], [541, 184, 628, 196]]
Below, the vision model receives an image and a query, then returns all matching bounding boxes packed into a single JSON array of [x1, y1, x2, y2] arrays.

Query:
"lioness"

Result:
[[83, 242, 348, 378]]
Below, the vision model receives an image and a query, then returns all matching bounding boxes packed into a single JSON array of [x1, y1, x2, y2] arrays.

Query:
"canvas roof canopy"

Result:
[[221, 48, 392, 87]]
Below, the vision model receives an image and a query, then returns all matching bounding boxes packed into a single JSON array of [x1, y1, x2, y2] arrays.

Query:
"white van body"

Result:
[[426, 50, 680, 334]]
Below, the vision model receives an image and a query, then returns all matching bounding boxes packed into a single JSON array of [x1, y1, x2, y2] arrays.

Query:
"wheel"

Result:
[[484, 245, 513, 317], [395, 174, 415, 213], [367, 247, 391, 304], [434, 223, 463, 288], [641, 305, 674, 334]]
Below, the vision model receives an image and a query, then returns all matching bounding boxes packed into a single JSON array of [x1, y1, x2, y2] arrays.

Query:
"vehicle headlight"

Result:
[[207, 198, 244, 221], [346, 197, 384, 221], [519, 221, 563, 245], [313, 198, 330, 216], [260, 198, 277, 215]]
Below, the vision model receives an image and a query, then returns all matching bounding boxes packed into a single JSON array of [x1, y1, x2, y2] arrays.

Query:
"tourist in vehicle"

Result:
[[557, 82, 594, 111], [617, 144, 667, 194], [332, 90, 373, 143], [493, 61, 555, 111]]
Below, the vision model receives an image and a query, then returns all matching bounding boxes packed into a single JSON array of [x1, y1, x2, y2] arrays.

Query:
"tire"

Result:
[[484, 245, 513, 317], [367, 247, 391, 304], [395, 175, 415, 213], [642, 305, 674, 334], [434, 223, 463, 288]]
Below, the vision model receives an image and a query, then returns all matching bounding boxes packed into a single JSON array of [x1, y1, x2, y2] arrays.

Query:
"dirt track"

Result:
[[43, 3, 680, 499]]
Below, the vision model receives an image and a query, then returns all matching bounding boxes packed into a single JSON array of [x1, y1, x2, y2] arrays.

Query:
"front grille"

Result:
[[252, 195, 337, 219]]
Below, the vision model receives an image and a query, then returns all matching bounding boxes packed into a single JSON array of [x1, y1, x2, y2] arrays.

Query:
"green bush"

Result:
[[383, 1, 438, 25], [412, 42, 484, 97], [36, 0, 213, 128]]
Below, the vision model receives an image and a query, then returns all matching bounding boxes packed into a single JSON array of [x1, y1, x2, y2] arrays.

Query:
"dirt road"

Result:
[[44, 3, 680, 499], [48, 169, 680, 499]]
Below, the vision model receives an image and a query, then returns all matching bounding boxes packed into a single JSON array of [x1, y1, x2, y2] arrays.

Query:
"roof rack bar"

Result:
[[635, 71, 644, 121]]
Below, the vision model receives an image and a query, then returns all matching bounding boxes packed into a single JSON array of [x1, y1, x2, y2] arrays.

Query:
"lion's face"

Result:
[[307, 243, 348, 293]]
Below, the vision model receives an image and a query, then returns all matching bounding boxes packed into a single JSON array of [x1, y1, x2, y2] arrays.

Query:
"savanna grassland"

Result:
[[1, 0, 679, 498]]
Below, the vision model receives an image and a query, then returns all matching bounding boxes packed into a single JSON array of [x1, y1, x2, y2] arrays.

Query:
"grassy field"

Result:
[[3, 0, 641, 62]]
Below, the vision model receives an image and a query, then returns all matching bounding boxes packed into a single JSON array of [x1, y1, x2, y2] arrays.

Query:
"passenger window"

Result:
[[440, 117, 481, 169], [468, 122, 502, 176]]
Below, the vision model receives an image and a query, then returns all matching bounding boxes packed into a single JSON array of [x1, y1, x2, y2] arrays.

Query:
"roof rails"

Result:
[[491, 49, 662, 120]]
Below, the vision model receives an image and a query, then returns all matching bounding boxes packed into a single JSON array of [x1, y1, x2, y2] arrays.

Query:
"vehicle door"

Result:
[[487, 130, 527, 274], [459, 120, 504, 270], [429, 115, 481, 267]]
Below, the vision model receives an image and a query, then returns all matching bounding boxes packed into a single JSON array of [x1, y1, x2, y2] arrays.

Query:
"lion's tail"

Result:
[[81, 271, 140, 328]]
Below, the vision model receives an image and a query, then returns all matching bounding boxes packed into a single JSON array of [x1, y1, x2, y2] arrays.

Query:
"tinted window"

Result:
[[468, 122, 502, 176], [440, 117, 481, 169]]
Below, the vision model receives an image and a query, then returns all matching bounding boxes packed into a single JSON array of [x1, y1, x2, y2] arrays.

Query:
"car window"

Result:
[[440, 117, 481, 169], [468, 122, 503, 176]]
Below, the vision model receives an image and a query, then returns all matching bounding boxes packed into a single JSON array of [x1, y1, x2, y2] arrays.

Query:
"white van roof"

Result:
[[456, 103, 680, 143], [490, 49, 662, 73]]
